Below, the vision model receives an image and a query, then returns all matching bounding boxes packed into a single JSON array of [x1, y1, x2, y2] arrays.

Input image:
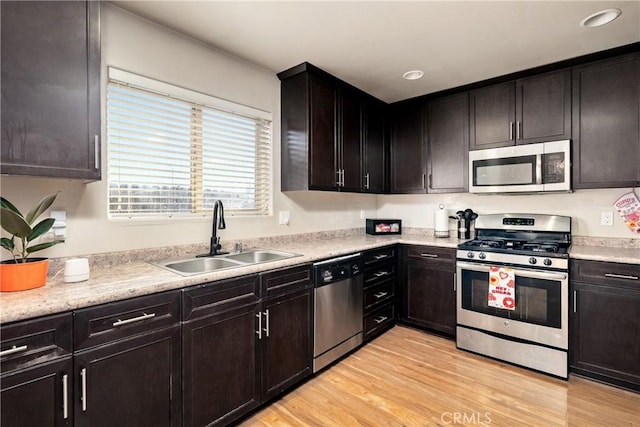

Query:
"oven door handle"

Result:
[[457, 262, 567, 281]]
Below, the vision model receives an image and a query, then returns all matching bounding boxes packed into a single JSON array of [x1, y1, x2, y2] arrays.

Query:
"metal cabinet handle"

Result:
[[420, 253, 438, 258], [255, 312, 262, 339], [365, 173, 370, 189], [80, 368, 87, 412], [516, 121, 521, 140], [112, 312, 156, 327], [604, 273, 639, 280], [509, 122, 514, 140], [62, 374, 69, 419], [428, 174, 432, 190], [94, 135, 99, 169], [0, 344, 28, 357], [422, 173, 426, 190], [374, 316, 388, 324], [453, 273, 457, 292], [263, 309, 270, 338], [374, 291, 388, 299], [573, 290, 577, 313], [374, 271, 389, 277], [373, 254, 388, 260]]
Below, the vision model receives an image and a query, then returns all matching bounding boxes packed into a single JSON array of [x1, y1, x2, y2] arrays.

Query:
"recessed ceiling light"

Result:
[[580, 8, 622, 28], [403, 70, 424, 80]]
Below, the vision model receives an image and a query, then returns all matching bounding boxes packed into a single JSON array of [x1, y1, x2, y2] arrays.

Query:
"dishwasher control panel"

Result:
[[313, 253, 363, 285]]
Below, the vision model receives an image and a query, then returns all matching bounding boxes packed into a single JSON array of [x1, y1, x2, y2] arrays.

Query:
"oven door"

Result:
[[456, 261, 568, 349]]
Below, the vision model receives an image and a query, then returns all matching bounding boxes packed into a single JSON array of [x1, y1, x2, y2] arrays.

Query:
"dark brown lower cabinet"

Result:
[[1, 358, 73, 427], [400, 245, 456, 337], [73, 326, 182, 427], [570, 259, 640, 391]]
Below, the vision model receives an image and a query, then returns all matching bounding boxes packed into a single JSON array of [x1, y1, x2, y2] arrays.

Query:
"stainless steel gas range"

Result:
[[456, 213, 571, 378]]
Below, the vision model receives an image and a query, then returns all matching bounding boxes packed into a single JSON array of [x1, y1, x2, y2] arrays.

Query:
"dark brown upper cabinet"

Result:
[[389, 99, 426, 193], [279, 63, 387, 193], [469, 69, 571, 150], [425, 92, 469, 193], [572, 53, 640, 189], [0, 1, 101, 180]]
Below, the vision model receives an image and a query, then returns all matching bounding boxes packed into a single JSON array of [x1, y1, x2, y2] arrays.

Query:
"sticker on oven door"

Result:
[[488, 266, 516, 310]]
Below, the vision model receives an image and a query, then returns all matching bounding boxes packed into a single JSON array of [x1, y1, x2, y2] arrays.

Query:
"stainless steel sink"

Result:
[[154, 249, 299, 276]]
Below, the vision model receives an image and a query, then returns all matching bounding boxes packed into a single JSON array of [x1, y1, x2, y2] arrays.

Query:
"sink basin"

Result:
[[225, 249, 297, 264], [154, 249, 299, 276]]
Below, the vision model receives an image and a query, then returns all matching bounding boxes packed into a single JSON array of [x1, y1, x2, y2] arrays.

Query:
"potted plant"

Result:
[[0, 193, 65, 291]]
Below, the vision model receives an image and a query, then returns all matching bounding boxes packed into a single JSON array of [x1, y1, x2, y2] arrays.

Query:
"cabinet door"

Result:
[[425, 92, 469, 193], [0, 1, 100, 180], [363, 98, 386, 193], [74, 326, 181, 427], [516, 69, 571, 144], [261, 289, 313, 401], [1, 358, 72, 427], [572, 53, 640, 188], [340, 87, 363, 192], [469, 81, 515, 150], [571, 282, 640, 391], [309, 76, 338, 190], [182, 304, 260, 427], [390, 100, 426, 193]]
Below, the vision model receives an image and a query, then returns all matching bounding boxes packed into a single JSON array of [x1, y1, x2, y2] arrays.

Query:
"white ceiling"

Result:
[[111, 1, 640, 103]]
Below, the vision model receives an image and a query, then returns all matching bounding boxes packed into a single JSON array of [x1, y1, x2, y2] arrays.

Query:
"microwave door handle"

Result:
[[536, 154, 543, 185]]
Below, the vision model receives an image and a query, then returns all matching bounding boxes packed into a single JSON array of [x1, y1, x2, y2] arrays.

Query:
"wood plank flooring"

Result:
[[240, 326, 639, 427]]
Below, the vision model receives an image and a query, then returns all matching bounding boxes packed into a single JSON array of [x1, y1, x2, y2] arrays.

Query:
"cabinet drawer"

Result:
[[364, 261, 396, 287], [570, 259, 640, 288], [364, 246, 396, 267], [404, 245, 455, 269], [74, 290, 181, 350], [364, 303, 395, 340], [261, 264, 312, 298], [183, 274, 260, 321], [364, 280, 395, 312], [1, 313, 72, 373]]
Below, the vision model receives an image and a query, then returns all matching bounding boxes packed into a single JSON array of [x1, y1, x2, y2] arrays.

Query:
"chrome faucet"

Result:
[[197, 200, 228, 257]]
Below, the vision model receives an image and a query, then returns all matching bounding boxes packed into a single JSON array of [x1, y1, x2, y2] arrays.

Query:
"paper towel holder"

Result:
[[434, 204, 450, 238]]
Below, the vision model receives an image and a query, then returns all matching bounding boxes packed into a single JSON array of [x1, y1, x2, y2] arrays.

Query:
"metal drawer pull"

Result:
[[256, 312, 263, 339], [62, 374, 69, 419], [263, 309, 270, 338], [374, 291, 388, 299], [374, 254, 388, 260], [80, 368, 87, 411], [573, 290, 577, 313], [604, 273, 639, 280], [0, 344, 28, 357], [374, 271, 390, 277], [112, 312, 156, 327], [420, 253, 438, 258], [374, 316, 388, 324]]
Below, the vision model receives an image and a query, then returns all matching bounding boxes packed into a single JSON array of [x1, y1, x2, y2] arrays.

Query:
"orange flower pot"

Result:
[[0, 258, 49, 292]]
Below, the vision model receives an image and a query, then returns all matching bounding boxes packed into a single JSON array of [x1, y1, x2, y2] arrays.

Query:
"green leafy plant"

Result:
[[1, 193, 64, 263]]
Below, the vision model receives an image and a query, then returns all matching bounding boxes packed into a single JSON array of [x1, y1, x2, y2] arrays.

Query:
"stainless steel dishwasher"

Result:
[[312, 253, 363, 373]]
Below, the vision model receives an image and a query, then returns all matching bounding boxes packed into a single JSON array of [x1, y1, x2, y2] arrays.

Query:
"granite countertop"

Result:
[[568, 244, 640, 264], [0, 234, 460, 324]]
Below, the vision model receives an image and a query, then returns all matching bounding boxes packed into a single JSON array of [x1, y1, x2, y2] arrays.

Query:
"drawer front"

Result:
[[571, 259, 640, 288], [261, 263, 312, 298], [1, 313, 72, 374], [364, 303, 395, 340], [364, 261, 396, 287], [364, 280, 395, 312], [364, 246, 396, 267], [404, 245, 455, 270], [74, 290, 181, 350], [183, 274, 260, 321]]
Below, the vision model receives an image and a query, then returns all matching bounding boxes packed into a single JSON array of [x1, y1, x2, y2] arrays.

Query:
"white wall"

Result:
[[0, 4, 376, 260], [377, 188, 640, 239]]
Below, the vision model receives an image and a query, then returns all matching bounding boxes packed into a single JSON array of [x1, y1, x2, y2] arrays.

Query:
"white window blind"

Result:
[[107, 68, 272, 218]]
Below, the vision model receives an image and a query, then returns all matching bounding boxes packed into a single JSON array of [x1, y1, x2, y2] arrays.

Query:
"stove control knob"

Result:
[[467, 252, 475, 259], [478, 252, 486, 260], [543, 258, 552, 266], [529, 257, 537, 265]]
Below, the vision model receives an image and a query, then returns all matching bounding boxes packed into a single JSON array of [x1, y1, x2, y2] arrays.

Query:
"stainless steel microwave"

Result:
[[469, 140, 571, 194]]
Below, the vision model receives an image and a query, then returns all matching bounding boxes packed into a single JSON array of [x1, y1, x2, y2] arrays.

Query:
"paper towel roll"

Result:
[[434, 208, 449, 237]]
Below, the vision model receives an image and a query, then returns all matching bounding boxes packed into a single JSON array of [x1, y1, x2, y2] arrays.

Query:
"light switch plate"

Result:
[[601, 211, 613, 226], [278, 211, 290, 225]]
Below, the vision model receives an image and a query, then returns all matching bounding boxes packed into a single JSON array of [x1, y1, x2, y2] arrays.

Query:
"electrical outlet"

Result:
[[278, 211, 290, 225], [360, 210, 366, 220], [601, 211, 613, 226]]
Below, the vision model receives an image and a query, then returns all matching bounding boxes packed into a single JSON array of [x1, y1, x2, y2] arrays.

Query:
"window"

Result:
[[106, 68, 272, 218]]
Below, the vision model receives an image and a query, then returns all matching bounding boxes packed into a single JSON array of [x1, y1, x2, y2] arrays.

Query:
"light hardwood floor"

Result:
[[240, 326, 639, 427]]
